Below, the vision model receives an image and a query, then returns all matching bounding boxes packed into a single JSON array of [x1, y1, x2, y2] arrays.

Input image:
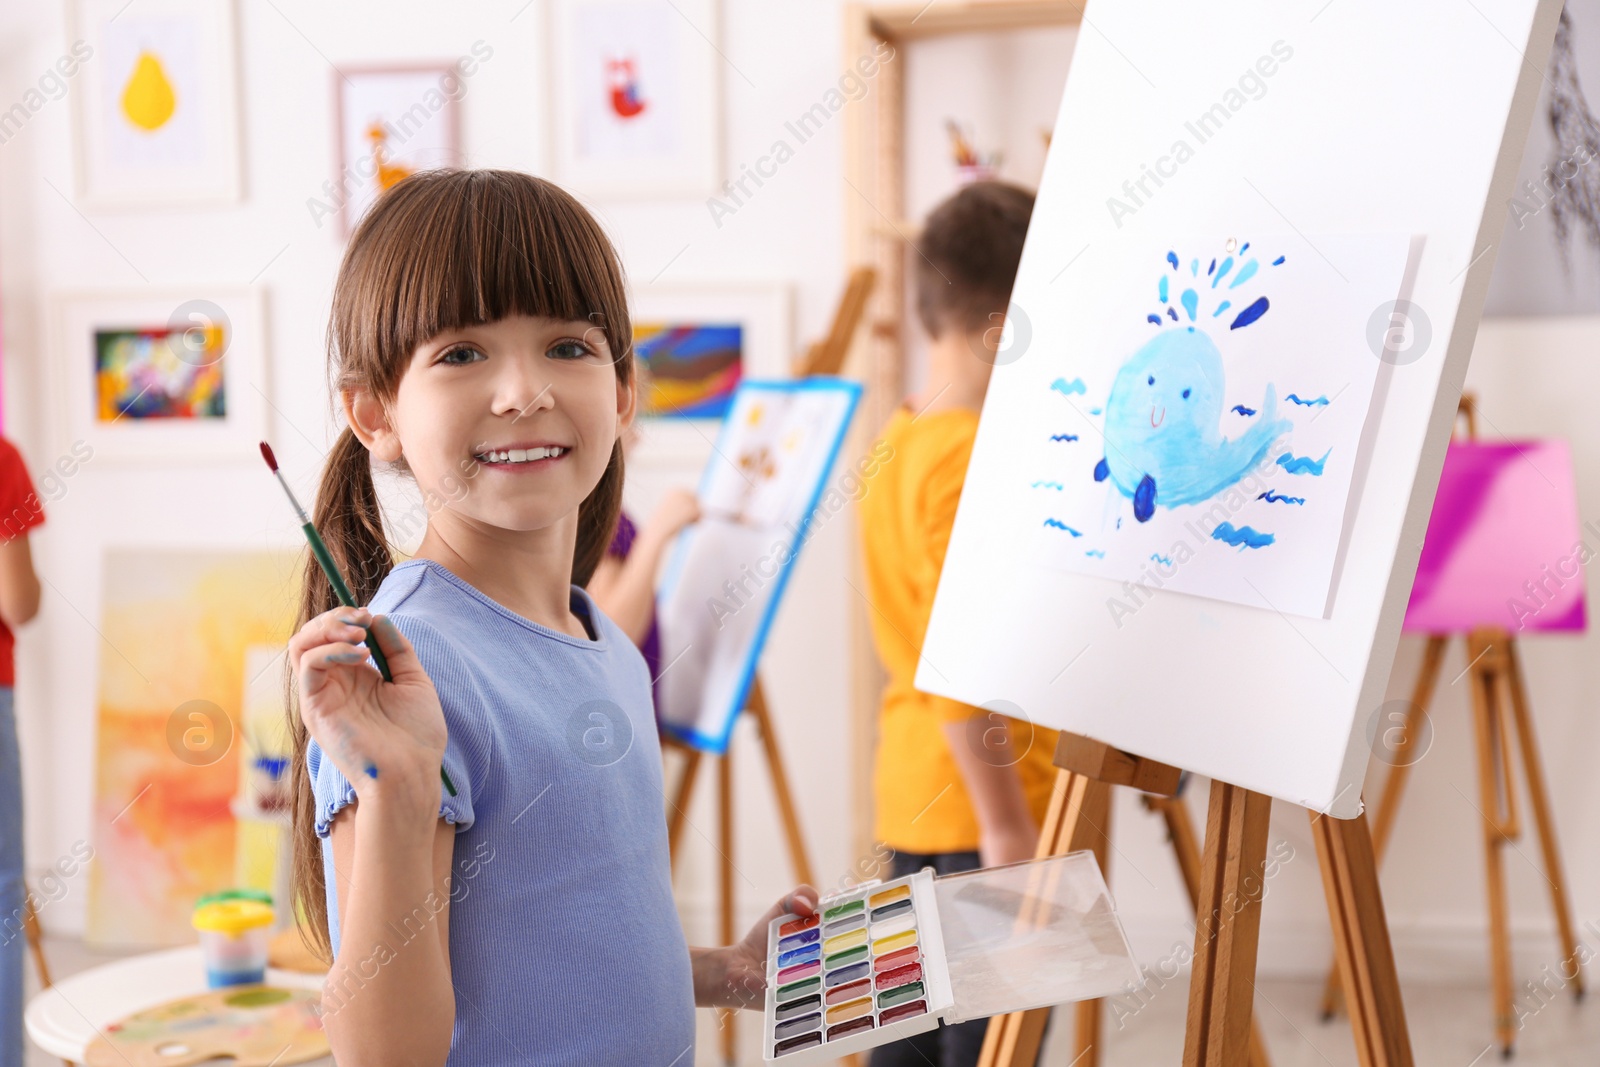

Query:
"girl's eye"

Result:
[[1148, 375, 1155, 385], [438, 346, 485, 365], [1182, 388, 1191, 399], [549, 339, 593, 360]]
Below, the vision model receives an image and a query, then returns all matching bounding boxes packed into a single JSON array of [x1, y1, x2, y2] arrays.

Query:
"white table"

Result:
[[25, 945, 330, 1064]]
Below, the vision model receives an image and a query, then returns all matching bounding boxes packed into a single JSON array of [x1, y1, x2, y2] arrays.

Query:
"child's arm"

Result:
[[941, 713, 1040, 868], [0, 529, 41, 628], [587, 489, 700, 644], [689, 886, 818, 1011], [291, 608, 456, 1065], [324, 804, 458, 1065]]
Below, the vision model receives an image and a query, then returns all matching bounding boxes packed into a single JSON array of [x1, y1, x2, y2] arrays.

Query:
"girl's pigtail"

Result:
[[284, 425, 395, 961]]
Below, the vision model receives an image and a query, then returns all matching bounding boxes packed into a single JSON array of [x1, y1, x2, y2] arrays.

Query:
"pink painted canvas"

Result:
[[1404, 440, 1587, 634]]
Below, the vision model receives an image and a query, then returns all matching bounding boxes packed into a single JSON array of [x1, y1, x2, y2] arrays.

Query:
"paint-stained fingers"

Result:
[[366, 614, 426, 683], [296, 638, 376, 708], [287, 606, 375, 678]]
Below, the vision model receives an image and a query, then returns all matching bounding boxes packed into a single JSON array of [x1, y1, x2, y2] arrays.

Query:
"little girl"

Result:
[[284, 168, 815, 1065]]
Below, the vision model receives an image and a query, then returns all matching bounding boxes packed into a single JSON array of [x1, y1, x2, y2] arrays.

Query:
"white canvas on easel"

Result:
[[918, 0, 1562, 818]]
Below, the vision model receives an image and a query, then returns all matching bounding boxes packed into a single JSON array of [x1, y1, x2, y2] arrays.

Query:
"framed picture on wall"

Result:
[[548, 0, 722, 197], [51, 288, 268, 463], [626, 284, 791, 464], [68, 0, 244, 208], [333, 63, 464, 237]]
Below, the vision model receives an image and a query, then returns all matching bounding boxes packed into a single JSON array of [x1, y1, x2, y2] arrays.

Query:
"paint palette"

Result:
[[761, 851, 1140, 1064]]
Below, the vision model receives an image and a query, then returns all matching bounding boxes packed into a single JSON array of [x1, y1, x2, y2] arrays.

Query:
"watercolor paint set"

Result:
[[761, 851, 1139, 1063]]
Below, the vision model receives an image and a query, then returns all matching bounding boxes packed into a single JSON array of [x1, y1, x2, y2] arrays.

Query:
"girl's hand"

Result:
[[289, 608, 447, 821], [693, 885, 818, 1010]]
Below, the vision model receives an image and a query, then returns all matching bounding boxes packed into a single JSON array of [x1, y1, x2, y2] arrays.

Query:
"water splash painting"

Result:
[[1011, 231, 1410, 617]]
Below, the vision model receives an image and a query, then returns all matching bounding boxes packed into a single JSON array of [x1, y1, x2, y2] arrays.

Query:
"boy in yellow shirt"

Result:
[[858, 181, 1059, 1066]]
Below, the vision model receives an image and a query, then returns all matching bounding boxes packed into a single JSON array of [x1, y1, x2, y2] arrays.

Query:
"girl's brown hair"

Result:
[[285, 169, 633, 960]]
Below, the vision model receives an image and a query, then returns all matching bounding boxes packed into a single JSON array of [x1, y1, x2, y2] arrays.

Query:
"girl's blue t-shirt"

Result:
[[306, 557, 696, 1066]]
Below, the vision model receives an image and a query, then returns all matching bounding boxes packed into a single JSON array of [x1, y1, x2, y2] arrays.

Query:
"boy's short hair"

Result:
[[913, 180, 1036, 340]]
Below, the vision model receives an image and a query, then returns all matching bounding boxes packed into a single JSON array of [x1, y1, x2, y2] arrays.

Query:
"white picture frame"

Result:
[[548, 0, 722, 198], [333, 63, 463, 238], [50, 288, 269, 464], [68, 0, 243, 208]]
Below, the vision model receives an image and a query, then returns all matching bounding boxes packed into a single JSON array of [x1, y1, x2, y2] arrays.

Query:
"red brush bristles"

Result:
[[259, 440, 278, 472]]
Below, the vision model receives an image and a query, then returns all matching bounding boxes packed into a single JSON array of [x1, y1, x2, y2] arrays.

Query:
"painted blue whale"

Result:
[[1093, 329, 1291, 522]]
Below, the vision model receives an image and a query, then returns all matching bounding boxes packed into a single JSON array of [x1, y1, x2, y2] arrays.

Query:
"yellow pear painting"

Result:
[[87, 550, 301, 947], [120, 50, 178, 132]]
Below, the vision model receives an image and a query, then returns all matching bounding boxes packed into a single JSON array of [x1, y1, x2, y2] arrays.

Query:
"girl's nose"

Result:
[[493, 356, 554, 418]]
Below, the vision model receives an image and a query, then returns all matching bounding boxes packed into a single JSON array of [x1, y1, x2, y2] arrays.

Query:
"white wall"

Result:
[[3, 2, 1599, 1064]]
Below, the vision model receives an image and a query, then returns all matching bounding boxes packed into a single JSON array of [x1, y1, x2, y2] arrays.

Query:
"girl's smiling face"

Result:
[[349, 313, 634, 534]]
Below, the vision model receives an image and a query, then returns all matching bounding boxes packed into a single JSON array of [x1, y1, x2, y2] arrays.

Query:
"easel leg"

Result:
[[1145, 794, 1272, 1067], [1182, 783, 1271, 1067], [1321, 635, 1447, 1019], [979, 770, 1112, 1067], [1311, 810, 1415, 1067], [718, 748, 736, 1065], [1466, 634, 1517, 1055], [1072, 794, 1113, 1065], [747, 680, 816, 885], [1503, 640, 1586, 999], [666, 746, 702, 871]]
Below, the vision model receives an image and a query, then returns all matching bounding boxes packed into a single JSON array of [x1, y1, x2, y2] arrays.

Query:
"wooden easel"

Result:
[[981, 733, 1414, 1067], [1317, 395, 1585, 1055], [661, 268, 875, 1064]]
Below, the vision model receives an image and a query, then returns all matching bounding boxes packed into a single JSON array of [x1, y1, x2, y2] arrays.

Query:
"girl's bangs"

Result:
[[353, 170, 630, 372]]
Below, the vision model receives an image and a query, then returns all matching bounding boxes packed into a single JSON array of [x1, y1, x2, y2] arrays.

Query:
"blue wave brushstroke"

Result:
[[1277, 449, 1332, 476], [1230, 404, 1256, 416], [1031, 481, 1064, 490], [1085, 549, 1105, 558], [1150, 552, 1174, 566], [1050, 433, 1078, 442], [1212, 522, 1275, 549], [1286, 393, 1329, 407], [1044, 519, 1082, 536], [1147, 314, 1162, 325], [1257, 489, 1306, 505], [1051, 377, 1087, 396]]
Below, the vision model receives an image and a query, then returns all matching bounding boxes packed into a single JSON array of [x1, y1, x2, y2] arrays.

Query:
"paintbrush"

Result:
[[260, 441, 458, 797]]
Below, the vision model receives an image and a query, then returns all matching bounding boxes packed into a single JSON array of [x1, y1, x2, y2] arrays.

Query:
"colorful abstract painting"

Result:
[[1404, 440, 1587, 634], [1021, 233, 1411, 618], [636, 322, 743, 418], [87, 549, 300, 947], [94, 326, 226, 421]]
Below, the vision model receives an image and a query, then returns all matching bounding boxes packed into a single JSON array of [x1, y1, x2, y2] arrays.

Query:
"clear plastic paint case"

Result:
[[761, 850, 1140, 1064]]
